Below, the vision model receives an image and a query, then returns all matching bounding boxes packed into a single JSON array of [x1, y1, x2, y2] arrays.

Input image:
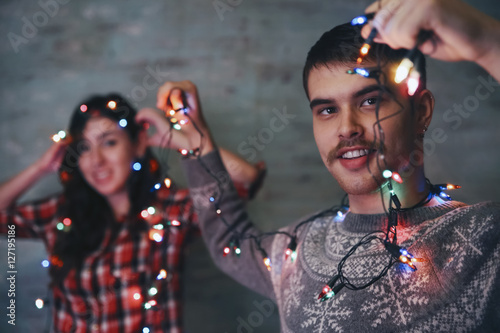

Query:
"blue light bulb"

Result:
[[351, 15, 367, 26], [132, 162, 142, 171]]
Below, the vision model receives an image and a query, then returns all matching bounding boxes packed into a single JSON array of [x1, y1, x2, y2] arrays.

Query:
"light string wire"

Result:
[[173, 29, 455, 300], [132, 14, 454, 305], [322, 18, 430, 299]]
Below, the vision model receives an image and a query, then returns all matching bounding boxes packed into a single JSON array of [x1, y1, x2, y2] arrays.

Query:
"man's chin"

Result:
[[332, 171, 384, 196]]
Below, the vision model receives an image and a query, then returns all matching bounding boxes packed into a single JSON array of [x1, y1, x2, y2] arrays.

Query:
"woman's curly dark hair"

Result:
[[50, 94, 161, 285]]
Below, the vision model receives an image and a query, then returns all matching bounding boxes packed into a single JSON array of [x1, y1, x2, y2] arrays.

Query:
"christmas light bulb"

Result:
[[395, 58, 414, 83], [169, 110, 176, 116], [351, 14, 372, 26], [164, 178, 172, 188], [437, 184, 461, 190], [153, 224, 164, 230], [223, 246, 231, 257], [154, 183, 161, 190], [56, 222, 64, 230], [263, 257, 272, 271], [147, 206, 156, 215], [439, 192, 451, 201], [41, 260, 50, 268], [119, 119, 128, 128], [317, 275, 340, 300], [285, 237, 298, 262], [233, 239, 241, 257], [169, 220, 181, 227], [133, 293, 141, 300], [133, 162, 142, 171], [398, 248, 423, 270], [52, 134, 61, 142], [320, 283, 345, 302], [382, 170, 393, 179], [107, 101, 117, 110], [407, 70, 420, 96], [360, 44, 370, 56], [63, 218, 72, 226], [318, 285, 333, 300], [35, 298, 44, 309], [149, 229, 164, 242], [354, 67, 370, 77], [157, 269, 167, 280], [391, 172, 403, 184], [173, 124, 181, 131], [80, 104, 88, 112], [141, 210, 149, 219], [148, 287, 158, 296]]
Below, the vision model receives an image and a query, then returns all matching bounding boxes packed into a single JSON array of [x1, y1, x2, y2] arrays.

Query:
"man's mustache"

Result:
[[326, 138, 380, 164]]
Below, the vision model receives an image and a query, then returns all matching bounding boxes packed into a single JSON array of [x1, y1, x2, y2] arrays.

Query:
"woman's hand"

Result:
[[135, 107, 192, 150], [36, 140, 68, 175], [0, 139, 67, 210], [136, 80, 216, 155]]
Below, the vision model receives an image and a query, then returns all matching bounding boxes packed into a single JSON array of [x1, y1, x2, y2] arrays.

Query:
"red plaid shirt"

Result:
[[1, 186, 196, 333], [1, 160, 266, 333]]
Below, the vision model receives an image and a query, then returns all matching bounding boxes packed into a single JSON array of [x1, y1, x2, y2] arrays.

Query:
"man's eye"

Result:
[[362, 97, 378, 106], [319, 107, 337, 115]]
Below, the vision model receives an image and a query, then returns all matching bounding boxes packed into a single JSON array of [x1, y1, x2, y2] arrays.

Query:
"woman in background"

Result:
[[0, 86, 264, 332]]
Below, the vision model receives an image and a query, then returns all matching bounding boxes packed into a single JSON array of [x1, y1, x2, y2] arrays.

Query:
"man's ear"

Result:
[[414, 88, 434, 132], [135, 128, 148, 158]]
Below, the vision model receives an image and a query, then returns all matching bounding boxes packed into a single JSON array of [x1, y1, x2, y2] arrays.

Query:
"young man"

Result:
[[162, 0, 500, 331]]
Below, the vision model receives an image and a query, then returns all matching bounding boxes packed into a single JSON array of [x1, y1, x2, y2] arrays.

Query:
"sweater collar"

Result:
[[340, 201, 466, 233]]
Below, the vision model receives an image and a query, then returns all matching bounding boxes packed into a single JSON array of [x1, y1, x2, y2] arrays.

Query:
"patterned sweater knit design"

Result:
[[183, 150, 500, 333]]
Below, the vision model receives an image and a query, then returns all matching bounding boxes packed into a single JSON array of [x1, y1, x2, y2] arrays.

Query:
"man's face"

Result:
[[307, 62, 419, 195]]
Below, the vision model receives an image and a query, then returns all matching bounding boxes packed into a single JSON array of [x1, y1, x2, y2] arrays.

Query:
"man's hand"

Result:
[[362, 0, 500, 80]]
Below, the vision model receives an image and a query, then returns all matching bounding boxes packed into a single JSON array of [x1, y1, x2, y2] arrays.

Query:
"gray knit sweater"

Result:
[[183, 151, 500, 332]]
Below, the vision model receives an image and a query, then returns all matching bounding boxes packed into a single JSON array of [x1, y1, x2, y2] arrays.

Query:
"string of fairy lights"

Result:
[[35, 9, 462, 331], [180, 12, 462, 303]]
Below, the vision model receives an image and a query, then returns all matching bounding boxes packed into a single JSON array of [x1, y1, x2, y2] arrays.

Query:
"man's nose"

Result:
[[338, 109, 363, 140]]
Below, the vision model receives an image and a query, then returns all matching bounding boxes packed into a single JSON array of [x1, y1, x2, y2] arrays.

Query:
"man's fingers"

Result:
[[372, 0, 403, 32]]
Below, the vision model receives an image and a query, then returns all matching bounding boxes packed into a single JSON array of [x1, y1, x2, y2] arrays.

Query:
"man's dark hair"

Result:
[[303, 22, 426, 98]]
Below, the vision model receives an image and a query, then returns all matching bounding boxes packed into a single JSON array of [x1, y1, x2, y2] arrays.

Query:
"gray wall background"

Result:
[[0, 0, 499, 332]]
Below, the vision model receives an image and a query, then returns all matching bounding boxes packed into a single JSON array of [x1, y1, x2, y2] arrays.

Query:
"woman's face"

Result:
[[78, 116, 138, 199]]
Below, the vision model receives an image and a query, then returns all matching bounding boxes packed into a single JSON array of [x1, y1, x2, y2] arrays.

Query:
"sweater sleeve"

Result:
[[182, 150, 280, 300]]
